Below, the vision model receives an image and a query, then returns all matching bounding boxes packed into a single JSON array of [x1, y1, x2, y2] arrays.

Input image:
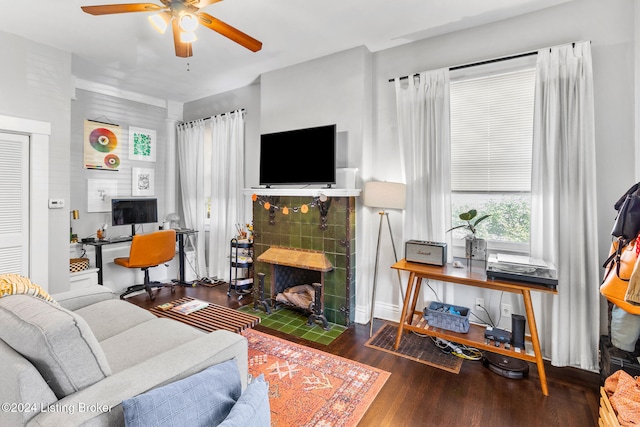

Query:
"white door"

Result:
[[0, 132, 29, 275]]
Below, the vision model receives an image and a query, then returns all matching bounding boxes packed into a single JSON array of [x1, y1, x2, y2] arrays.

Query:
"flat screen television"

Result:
[[259, 124, 336, 187], [111, 198, 158, 236]]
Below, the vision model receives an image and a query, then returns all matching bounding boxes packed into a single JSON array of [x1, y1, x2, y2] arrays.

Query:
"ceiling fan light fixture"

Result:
[[80, 1, 262, 57], [179, 13, 199, 32], [180, 30, 198, 43], [148, 12, 170, 34]]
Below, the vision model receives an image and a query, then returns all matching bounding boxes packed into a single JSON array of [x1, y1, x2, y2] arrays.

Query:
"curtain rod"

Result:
[[388, 41, 588, 83], [178, 108, 245, 127]]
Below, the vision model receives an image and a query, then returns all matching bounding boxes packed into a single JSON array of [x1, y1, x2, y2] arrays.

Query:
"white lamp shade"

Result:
[[363, 181, 406, 210]]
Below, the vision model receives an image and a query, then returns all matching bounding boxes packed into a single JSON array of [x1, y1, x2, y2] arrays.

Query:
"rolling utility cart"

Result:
[[228, 238, 254, 299]]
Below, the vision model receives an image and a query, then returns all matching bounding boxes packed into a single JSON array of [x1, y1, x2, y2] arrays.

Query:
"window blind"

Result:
[[450, 68, 535, 192]]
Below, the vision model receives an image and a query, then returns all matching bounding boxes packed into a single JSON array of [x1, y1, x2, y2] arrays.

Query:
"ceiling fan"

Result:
[[81, 0, 262, 58]]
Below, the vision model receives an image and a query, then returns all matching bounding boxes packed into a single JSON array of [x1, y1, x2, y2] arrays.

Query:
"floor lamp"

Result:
[[363, 181, 407, 337]]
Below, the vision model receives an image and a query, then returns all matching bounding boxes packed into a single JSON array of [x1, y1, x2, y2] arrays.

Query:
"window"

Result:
[[449, 60, 536, 253]]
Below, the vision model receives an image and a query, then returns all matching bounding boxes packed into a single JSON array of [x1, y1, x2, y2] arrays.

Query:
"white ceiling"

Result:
[[2, 0, 570, 103]]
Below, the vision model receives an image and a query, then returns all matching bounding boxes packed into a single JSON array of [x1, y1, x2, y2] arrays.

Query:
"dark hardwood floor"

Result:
[[126, 283, 600, 427]]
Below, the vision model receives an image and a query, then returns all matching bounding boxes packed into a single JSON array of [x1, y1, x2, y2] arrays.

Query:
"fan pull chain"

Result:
[[187, 62, 190, 72]]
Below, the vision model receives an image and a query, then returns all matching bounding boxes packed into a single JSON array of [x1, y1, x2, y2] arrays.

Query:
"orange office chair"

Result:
[[116, 229, 177, 300]]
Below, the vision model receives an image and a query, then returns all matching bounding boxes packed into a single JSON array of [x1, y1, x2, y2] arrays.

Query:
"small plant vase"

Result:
[[465, 236, 487, 263]]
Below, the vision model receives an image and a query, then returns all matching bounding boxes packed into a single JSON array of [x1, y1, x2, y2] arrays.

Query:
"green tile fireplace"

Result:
[[251, 194, 356, 326]]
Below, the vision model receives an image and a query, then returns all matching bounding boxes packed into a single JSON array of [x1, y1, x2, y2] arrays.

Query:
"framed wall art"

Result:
[[87, 179, 117, 212], [84, 120, 122, 170], [132, 167, 154, 196], [129, 126, 156, 162]]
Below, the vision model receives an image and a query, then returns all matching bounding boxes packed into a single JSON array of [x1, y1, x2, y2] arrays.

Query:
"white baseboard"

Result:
[[354, 301, 401, 325]]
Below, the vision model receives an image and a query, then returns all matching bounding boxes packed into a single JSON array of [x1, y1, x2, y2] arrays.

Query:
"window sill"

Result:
[[450, 240, 529, 259]]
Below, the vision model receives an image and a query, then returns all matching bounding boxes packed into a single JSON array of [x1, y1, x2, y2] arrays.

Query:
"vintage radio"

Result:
[[405, 240, 447, 266]]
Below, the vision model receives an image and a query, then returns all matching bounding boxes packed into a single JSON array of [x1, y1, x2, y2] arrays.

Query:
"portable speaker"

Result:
[[405, 240, 447, 266], [511, 314, 526, 349]]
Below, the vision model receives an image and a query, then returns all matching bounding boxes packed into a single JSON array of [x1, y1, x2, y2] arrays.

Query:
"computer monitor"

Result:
[[111, 198, 158, 236]]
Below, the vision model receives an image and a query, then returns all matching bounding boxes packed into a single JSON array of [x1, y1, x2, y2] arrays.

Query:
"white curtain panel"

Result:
[[207, 110, 245, 280], [176, 119, 207, 277], [394, 69, 452, 254], [531, 41, 599, 370], [394, 69, 453, 305]]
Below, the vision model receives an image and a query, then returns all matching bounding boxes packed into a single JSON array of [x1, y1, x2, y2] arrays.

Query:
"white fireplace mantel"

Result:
[[243, 188, 361, 197]]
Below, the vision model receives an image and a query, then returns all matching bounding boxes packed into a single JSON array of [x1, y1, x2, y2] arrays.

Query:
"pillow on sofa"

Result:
[[0, 294, 111, 399], [0, 273, 55, 303], [122, 359, 246, 427], [219, 374, 270, 427]]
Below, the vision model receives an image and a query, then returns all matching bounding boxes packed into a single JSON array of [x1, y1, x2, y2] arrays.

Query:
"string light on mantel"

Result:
[[252, 193, 332, 229], [251, 193, 328, 215]]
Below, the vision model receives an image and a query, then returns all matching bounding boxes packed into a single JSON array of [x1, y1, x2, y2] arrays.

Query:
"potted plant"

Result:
[[447, 209, 491, 263]]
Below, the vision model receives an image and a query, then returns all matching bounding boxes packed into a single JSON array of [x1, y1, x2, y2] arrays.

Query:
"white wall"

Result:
[[260, 45, 371, 171], [68, 89, 178, 293], [0, 1, 634, 329], [260, 46, 375, 322], [0, 31, 72, 293], [179, 1, 637, 334], [70, 89, 170, 239], [372, 0, 636, 329], [0, 30, 185, 293], [183, 47, 376, 321]]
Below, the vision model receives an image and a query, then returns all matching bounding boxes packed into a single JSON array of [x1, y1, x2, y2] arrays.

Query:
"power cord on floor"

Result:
[[431, 337, 483, 361]]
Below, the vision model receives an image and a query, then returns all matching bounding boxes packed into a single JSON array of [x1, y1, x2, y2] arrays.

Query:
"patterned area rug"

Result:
[[243, 329, 390, 427], [365, 322, 463, 374]]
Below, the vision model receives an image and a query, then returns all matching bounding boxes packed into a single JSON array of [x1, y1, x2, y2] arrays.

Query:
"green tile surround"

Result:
[[238, 305, 347, 345], [252, 195, 356, 326]]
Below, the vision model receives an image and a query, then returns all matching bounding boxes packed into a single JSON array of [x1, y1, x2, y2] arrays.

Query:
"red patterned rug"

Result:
[[242, 329, 390, 427]]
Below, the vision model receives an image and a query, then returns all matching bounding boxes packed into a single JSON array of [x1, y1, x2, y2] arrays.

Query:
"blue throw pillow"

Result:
[[122, 359, 241, 427], [219, 374, 270, 427]]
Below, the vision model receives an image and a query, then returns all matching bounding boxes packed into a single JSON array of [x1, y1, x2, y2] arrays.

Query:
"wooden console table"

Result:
[[391, 259, 557, 396]]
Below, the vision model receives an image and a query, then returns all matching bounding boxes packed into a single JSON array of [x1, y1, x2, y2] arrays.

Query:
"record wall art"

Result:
[[84, 120, 122, 170]]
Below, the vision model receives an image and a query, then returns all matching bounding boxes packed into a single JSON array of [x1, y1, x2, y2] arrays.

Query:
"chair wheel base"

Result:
[[120, 282, 174, 300]]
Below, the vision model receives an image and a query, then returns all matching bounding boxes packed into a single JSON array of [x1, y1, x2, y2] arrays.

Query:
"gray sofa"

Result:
[[0, 285, 250, 427]]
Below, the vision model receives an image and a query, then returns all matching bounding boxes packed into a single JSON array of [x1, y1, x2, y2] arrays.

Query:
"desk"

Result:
[[391, 259, 557, 396], [84, 229, 196, 286]]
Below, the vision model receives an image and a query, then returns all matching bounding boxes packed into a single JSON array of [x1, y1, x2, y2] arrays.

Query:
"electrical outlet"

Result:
[[501, 303, 512, 318], [475, 298, 484, 308]]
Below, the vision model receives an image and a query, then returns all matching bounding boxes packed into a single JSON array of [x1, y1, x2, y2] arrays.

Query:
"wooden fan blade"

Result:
[[81, 4, 163, 15], [193, 0, 224, 9], [197, 12, 262, 52], [172, 19, 193, 58]]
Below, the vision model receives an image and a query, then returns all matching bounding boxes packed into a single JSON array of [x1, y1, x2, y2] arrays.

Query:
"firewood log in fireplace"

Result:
[[275, 284, 315, 310]]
